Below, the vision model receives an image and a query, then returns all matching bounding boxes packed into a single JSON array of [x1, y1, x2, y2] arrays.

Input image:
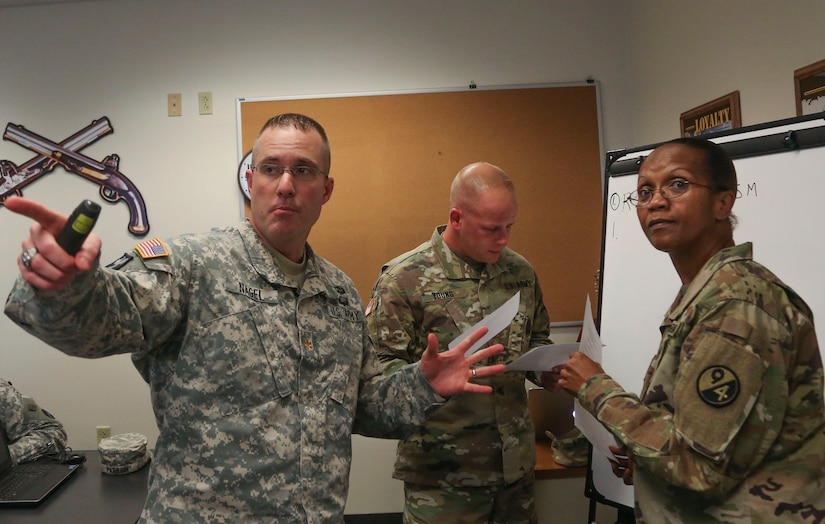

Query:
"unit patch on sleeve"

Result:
[[134, 238, 170, 259], [697, 365, 740, 407]]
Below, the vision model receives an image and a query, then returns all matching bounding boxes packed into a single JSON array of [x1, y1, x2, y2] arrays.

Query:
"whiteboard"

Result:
[[592, 112, 825, 510]]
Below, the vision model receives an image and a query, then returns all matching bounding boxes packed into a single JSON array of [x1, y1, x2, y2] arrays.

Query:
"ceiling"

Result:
[[0, 0, 90, 7]]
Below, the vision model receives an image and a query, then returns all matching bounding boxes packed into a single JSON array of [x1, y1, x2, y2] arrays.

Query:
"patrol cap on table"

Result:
[[98, 433, 151, 475]]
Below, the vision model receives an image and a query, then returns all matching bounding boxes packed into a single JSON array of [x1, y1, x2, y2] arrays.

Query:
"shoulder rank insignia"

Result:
[[134, 238, 169, 259], [697, 365, 740, 407]]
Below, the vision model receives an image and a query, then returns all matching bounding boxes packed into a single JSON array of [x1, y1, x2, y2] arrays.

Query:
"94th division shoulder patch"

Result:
[[134, 238, 169, 259], [697, 365, 740, 407]]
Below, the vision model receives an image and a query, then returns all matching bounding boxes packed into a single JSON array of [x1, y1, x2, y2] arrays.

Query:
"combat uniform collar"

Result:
[[239, 221, 335, 299], [431, 225, 508, 280], [663, 242, 752, 324]]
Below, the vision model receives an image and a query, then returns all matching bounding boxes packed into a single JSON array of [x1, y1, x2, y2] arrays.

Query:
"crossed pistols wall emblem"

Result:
[[0, 117, 150, 236]]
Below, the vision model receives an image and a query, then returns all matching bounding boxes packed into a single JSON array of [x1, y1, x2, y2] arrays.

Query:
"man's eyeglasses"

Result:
[[626, 179, 712, 207], [252, 164, 327, 180]]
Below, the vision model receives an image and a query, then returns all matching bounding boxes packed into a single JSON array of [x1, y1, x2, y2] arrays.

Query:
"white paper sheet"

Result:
[[505, 343, 580, 371], [574, 400, 617, 458], [579, 294, 602, 363], [449, 291, 520, 357], [573, 295, 618, 457]]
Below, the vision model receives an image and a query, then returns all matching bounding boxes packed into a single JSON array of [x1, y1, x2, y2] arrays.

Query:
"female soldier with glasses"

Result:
[[548, 137, 825, 522]]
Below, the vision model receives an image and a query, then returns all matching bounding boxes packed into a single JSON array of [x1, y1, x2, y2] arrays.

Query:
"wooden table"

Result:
[[535, 439, 586, 480]]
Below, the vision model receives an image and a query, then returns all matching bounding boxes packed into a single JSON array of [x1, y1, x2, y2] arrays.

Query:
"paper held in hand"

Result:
[[505, 294, 603, 371], [504, 343, 580, 371], [507, 295, 617, 458], [449, 292, 520, 357], [451, 293, 618, 458], [572, 295, 617, 458]]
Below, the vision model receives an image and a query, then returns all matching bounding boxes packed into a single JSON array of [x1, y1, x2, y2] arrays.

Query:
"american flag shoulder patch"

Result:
[[134, 238, 169, 259]]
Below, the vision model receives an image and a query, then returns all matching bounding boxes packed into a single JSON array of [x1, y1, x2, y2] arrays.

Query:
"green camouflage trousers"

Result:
[[403, 473, 537, 524]]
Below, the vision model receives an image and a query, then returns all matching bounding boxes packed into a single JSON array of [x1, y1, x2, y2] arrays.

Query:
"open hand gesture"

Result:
[[419, 327, 505, 397]]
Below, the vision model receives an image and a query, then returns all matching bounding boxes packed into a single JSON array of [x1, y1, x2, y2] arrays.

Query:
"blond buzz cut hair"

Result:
[[450, 162, 515, 212]]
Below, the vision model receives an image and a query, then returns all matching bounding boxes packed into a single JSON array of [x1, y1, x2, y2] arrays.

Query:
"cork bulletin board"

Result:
[[236, 83, 603, 322]]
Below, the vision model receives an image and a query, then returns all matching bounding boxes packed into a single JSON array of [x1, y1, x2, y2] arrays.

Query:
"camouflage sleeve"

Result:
[[366, 271, 424, 376], [4, 248, 186, 361], [354, 324, 443, 439], [579, 299, 793, 497], [0, 379, 25, 437], [0, 380, 67, 464], [578, 372, 745, 495]]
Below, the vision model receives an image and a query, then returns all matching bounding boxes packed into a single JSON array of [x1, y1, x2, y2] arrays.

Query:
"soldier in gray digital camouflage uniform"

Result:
[[551, 138, 825, 522], [0, 377, 67, 464], [366, 162, 552, 524], [3, 113, 506, 524]]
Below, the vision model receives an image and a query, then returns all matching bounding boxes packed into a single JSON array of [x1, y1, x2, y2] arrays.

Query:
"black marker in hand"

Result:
[[55, 200, 101, 255]]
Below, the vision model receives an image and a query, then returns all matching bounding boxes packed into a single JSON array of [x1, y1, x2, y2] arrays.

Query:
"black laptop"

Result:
[[0, 429, 81, 506]]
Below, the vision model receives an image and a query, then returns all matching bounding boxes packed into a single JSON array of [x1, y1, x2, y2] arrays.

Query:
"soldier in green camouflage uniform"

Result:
[[0, 377, 67, 464], [4, 114, 504, 523], [553, 138, 825, 522], [366, 163, 552, 524]]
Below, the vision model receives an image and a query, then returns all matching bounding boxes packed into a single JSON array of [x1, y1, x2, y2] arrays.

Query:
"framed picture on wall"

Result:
[[679, 91, 741, 137], [794, 58, 825, 116]]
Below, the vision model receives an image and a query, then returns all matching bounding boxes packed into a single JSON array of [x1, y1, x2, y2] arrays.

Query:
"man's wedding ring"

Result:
[[20, 247, 38, 269], [471, 368, 477, 378]]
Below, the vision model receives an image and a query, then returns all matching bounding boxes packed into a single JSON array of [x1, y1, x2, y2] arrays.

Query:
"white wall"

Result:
[[626, 0, 825, 147], [1, 0, 824, 520]]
